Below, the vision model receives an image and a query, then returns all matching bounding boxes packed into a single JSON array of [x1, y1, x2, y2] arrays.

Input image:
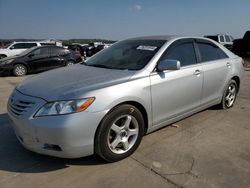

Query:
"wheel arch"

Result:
[[94, 100, 149, 143], [13, 62, 29, 72], [231, 76, 240, 93], [117, 101, 149, 134], [0, 54, 7, 58]]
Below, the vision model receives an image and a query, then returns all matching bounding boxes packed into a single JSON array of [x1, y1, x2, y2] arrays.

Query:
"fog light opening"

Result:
[[43, 144, 62, 151]]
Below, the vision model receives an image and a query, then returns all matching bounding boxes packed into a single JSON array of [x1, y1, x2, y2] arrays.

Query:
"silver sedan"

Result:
[[7, 36, 244, 162]]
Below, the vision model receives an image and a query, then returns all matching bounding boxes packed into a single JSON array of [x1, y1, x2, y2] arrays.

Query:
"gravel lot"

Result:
[[0, 63, 250, 188]]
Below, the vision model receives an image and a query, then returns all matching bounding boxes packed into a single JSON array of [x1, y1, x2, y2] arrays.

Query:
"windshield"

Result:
[[18, 46, 38, 56], [85, 39, 166, 70]]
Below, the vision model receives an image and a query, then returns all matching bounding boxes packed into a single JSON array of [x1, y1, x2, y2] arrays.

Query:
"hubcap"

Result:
[[15, 66, 26, 76], [107, 115, 139, 154], [67, 62, 74, 66], [225, 83, 236, 107]]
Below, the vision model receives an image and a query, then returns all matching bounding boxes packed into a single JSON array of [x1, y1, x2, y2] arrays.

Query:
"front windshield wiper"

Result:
[[82, 63, 130, 71], [87, 64, 112, 69]]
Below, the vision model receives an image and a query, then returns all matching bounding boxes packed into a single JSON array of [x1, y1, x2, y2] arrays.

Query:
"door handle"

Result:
[[226, 62, 231, 68], [194, 70, 201, 76]]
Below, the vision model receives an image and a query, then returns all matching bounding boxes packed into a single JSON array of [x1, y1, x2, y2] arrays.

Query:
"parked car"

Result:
[[0, 41, 42, 59], [7, 36, 243, 162], [67, 44, 84, 55], [232, 31, 250, 57], [83, 42, 106, 57], [66, 44, 83, 62], [73, 51, 83, 62], [205, 34, 234, 51], [0, 46, 77, 76]]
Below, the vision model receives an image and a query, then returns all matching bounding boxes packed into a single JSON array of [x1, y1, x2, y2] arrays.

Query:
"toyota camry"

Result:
[[7, 36, 244, 162]]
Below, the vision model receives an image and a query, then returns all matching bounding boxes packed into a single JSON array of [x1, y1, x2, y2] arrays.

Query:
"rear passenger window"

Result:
[[50, 47, 65, 55], [33, 48, 49, 56], [197, 43, 228, 62], [162, 43, 197, 67], [23, 43, 37, 48]]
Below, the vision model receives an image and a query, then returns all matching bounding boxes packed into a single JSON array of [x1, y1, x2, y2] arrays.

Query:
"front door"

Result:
[[150, 40, 203, 126]]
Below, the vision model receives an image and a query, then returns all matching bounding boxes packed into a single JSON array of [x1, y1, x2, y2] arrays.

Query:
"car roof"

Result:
[[13, 41, 39, 43], [126, 35, 217, 42], [127, 35, 177, 41]]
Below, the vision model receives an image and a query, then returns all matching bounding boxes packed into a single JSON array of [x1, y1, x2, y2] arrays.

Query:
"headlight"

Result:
[[4, 59, 14, 64], [35, 97, 95, 117]]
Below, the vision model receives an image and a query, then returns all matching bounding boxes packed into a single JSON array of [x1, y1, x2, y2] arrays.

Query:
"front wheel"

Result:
[[13, 64, 27, 76], [65, 61, 74, 66], [95, 104, 145, 162], [220, 80, 238, 109]]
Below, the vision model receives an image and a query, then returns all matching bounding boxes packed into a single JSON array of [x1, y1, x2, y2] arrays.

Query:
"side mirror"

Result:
[[157, 59, 181, 71], [10, 46, 14, 50]]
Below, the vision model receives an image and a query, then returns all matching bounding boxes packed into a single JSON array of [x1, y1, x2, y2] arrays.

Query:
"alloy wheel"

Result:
[[107, 115, 139, 154], [225, 83, 236, 108], [14, 65, 26, 76], [66, 61, 74, 66]]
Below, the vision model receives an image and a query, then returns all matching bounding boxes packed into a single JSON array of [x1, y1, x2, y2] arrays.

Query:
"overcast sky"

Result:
[[0, 0, 249, 40]]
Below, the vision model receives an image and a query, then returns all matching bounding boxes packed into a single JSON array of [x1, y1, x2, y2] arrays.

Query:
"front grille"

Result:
[[9, 99, 35, 117]]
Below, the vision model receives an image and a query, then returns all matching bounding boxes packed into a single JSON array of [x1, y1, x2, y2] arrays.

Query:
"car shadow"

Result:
[[0, 113, 106, 174]]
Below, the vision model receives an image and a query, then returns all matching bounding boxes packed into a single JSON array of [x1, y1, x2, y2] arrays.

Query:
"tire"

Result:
[[0, 54, 7, 59], [65, 61, 74, 66], [95, 104, 145, 162], [220, 80, 238, 109], [13, 64, 27, 76]]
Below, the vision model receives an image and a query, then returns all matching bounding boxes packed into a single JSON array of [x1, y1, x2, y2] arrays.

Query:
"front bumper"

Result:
[[0, 64, 13, 75], [7, 89, 106, 158]]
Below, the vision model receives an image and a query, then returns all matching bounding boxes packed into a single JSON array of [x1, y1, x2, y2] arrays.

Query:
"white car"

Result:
[[0, 42, 42, 59]]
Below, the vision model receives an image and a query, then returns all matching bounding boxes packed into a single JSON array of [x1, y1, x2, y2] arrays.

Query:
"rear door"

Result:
[[195, 39, 231, 105], [27, 47, 51, 72], [49, 47, 67, 68], [150, 39, 203, 126]]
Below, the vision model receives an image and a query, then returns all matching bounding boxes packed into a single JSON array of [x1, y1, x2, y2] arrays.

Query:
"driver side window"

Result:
[[32, 48, 49, 56], [161, 42, 197, 67], [11, 43, 25, 49]]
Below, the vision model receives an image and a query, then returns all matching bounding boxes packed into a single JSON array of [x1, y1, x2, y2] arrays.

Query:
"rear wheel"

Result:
[[65, 61, 74, 66], [95, 104, 144, 162], [13, 64, 27, 76], [220, 80, 238, 109]]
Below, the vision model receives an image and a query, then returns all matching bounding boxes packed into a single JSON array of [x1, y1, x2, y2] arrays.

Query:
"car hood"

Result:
[[16, 64, 136, 101], [0, 49, 8, 53]]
